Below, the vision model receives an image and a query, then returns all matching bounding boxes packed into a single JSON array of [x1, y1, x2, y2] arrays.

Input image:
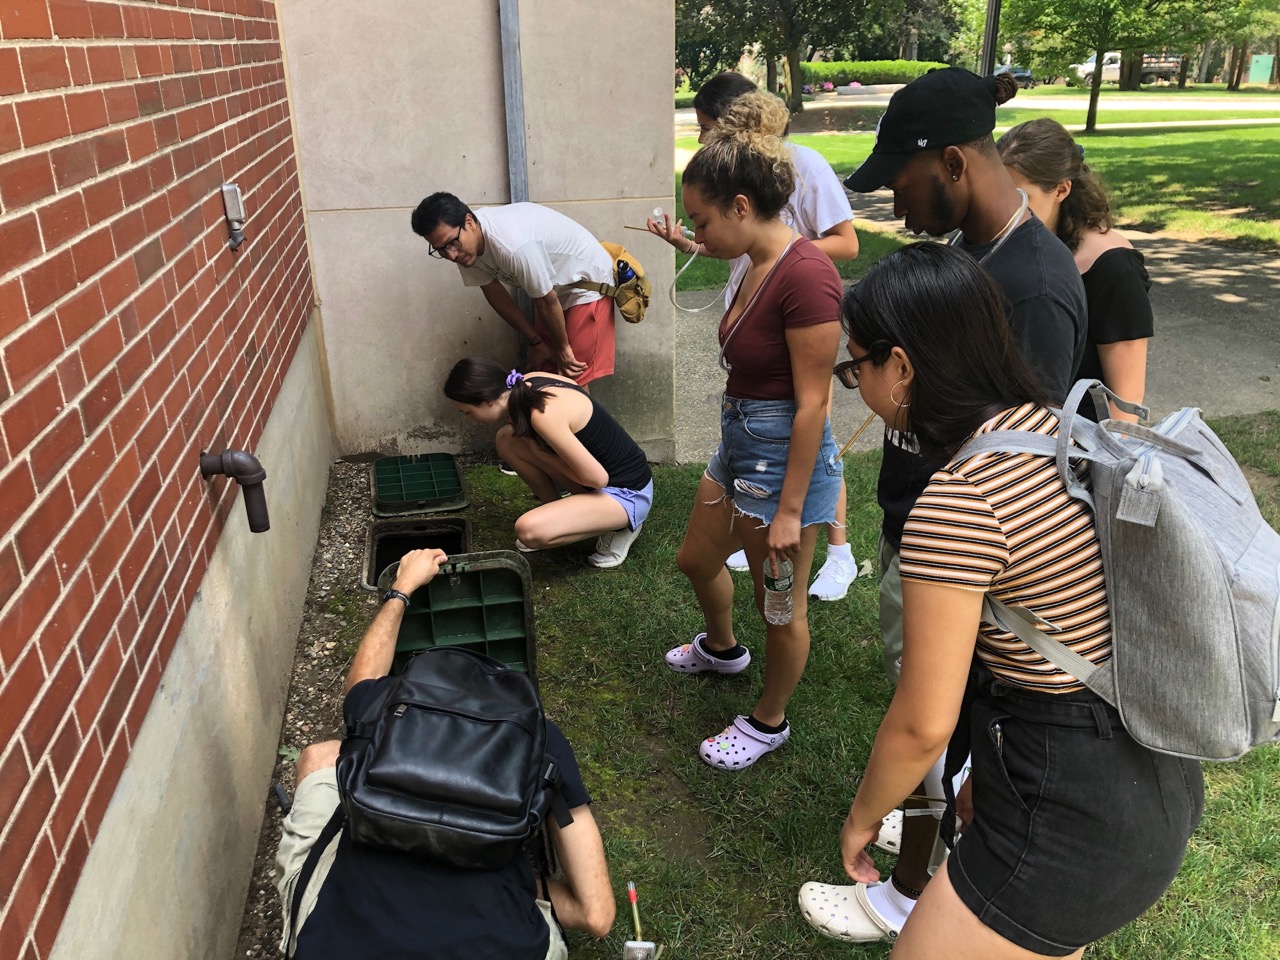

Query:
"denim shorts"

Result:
[[705, 396, 842, 527], [946, 670, 1204, 956], [601, 478, 653, 531]]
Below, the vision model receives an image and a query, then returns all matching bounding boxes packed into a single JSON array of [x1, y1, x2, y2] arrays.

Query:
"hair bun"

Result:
[[991, 73, 1019, 106], [709, 89, 790, 145]]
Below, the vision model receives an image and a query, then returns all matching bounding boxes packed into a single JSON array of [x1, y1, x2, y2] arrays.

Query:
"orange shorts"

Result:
[[533, 296, 615, 386]]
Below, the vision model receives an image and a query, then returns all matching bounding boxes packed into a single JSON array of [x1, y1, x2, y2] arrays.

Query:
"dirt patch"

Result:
[[786, 103, 881, 135], [1243, 464, 1280, 500]]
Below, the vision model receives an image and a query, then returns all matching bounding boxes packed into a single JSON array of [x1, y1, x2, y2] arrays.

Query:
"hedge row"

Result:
[[800, 60, 949, 86]]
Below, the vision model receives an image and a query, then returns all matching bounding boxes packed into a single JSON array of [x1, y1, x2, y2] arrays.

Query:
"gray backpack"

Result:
[[955, 380, 1280, 762]]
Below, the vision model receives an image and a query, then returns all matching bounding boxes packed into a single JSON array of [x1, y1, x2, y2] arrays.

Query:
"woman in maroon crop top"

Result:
[[663, 91, 845, 770]]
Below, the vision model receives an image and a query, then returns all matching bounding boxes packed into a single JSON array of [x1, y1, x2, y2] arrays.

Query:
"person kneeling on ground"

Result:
[[444, 357, 654, 569], [275, 549, 616, 959]]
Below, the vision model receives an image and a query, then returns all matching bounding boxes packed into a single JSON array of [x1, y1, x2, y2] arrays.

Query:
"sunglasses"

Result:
[[833, 353, 873, 389]]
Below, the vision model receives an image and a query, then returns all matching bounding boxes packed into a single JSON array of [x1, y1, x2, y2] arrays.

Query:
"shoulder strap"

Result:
[[569, 278, 618, 297], [525, 375, 587, 396], [980, 597, 1101, 686], [287, 806, 345, 957]]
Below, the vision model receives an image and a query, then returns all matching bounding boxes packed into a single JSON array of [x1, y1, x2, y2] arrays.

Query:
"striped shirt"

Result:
[[899, 405, 1112, 693]]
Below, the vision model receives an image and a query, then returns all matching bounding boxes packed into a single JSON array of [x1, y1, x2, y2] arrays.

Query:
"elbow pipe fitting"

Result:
[[200, 449, 270, 533]]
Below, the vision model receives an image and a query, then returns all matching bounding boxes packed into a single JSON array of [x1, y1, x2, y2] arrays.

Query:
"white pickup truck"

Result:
[[1072, 51, 1182, 85]]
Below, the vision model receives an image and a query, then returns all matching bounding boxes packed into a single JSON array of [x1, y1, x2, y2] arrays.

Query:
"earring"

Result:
[[890, 379, 912, 408], [951, 174, 959, 182]]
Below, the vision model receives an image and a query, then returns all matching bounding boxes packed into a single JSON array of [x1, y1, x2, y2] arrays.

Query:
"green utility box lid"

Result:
[[362, 516, 472, 592], [378, 551, 536, 681], [370, 453, 468, 516]]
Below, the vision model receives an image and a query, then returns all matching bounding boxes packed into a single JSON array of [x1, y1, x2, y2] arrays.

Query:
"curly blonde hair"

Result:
[[683, 90, 794, 219]]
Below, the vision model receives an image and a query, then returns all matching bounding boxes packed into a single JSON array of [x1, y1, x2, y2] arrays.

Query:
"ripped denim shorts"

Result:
[[705, 395, 842, 528]]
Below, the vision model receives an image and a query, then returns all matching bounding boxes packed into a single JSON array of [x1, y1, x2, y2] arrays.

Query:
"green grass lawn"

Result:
[[459, 409, 1280, 960], [1020, 82, 1280, 97], [678, 125, 1280, 248]]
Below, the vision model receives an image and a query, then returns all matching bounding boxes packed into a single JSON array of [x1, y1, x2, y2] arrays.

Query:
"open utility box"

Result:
[[362, 516, 472, 592], [370, 453, 468, 516], [378, 551, 536, 681]]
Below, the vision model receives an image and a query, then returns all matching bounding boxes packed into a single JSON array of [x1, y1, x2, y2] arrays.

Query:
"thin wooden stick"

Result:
[[837, 411, 878, 460], [623, 224, 653, 232]]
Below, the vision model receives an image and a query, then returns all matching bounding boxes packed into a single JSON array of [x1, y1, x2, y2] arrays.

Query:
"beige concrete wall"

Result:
[[280, 0, 677, 460], [49, 326, 334, 960]]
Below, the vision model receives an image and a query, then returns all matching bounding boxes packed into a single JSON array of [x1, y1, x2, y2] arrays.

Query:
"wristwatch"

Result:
[[381, 587, 411, 608]]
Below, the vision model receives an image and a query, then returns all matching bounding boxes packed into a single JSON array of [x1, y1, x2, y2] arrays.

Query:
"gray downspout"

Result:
[[498, 0, 534, 348], [499, 0, 529, 204]]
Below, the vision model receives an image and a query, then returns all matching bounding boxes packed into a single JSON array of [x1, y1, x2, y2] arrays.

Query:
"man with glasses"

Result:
[[412, 193, 617, 388]]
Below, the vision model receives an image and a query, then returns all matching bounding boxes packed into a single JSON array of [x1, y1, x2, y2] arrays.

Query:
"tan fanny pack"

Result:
[[571, 241, 652, 323]]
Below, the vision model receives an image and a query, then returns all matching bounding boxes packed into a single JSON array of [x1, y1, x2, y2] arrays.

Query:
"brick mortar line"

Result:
[[0, 105, 296, 331], [0, 69, 289, 193], [0, 266, 310, 903], [0, 159, 306, 637]]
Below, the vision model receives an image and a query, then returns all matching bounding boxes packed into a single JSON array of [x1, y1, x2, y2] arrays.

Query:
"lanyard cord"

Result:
[[948, 189, 1029, 266]]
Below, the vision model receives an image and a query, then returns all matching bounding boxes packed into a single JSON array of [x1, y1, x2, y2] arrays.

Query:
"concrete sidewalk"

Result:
[[672, 220, 1280, 464]]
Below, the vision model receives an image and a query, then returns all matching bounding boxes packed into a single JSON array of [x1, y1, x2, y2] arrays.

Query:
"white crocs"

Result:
[[698, 715, 789, 769], [798, 881, 902, 943], [874, 808, 904, 854], [664, 634, 751, 675]]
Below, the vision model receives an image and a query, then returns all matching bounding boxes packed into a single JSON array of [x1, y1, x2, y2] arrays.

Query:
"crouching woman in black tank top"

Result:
[[444, 357, 654, 569]]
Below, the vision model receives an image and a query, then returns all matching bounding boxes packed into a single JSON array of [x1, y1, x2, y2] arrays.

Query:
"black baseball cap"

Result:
[[844, 68, 1002, 193]]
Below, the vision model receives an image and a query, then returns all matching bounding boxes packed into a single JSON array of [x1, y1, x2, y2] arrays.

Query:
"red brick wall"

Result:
[[0, 1, 313, 955]]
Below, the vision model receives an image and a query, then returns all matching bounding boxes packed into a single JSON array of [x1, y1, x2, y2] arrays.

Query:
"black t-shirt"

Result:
[[958, 215, 1088, 404], [878, 216, 1089, 549], [1076, 247, 1154, 385], [293, 680, 591, 960]]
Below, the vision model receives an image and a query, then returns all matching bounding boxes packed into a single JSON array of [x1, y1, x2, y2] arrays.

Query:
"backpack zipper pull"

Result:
[[393, 703, 407, 718]]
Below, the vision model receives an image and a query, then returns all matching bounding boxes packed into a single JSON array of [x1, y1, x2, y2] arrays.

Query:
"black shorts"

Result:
[[947, 672, 1204, 956]]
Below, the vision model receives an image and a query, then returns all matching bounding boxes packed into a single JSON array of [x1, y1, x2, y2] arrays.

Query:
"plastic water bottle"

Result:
[[763, 558, 794, 625]]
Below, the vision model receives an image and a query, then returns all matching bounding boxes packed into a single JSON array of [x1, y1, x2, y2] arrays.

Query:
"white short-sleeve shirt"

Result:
[[725, 142, 854, 306], [458, 203, 614, 310]]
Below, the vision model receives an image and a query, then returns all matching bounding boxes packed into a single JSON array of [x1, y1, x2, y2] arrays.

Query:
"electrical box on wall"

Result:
[[221, 182, 246, 251]]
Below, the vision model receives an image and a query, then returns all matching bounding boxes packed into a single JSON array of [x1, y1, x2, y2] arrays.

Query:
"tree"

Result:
[[675, 0, 751, 89], [741, 0, 849, 110], [1005, 0, 1203, 131]]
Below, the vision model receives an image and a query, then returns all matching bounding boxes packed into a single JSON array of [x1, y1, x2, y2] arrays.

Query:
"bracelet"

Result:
[[684, 240, 698, 255], [380, 588, 411, 608]]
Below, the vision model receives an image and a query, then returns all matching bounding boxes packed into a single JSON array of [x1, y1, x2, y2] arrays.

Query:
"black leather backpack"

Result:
[[336, 647, 562, 869]]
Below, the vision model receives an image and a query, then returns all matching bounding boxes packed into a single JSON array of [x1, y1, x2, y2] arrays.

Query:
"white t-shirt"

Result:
[[458, 203, 614, 310], [725, 142, 854, 307]]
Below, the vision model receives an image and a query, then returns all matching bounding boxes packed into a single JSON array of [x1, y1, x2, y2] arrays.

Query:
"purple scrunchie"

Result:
[[505, 369, 524, 389]]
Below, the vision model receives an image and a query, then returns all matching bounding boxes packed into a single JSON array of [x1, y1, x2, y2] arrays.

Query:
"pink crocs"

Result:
[[664, 633, 751, 675], [699, 715, 790, 769]]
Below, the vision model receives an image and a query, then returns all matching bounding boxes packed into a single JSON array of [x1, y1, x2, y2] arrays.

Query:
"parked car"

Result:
[[1070, 51, 1182, 85], [993, 64, 1037, 89]]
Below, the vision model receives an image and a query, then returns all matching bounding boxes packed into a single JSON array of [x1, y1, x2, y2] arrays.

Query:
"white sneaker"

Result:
[[725, 549, 749, 572], [808, 553, 857, 601], [587, 524, 642, 569]]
